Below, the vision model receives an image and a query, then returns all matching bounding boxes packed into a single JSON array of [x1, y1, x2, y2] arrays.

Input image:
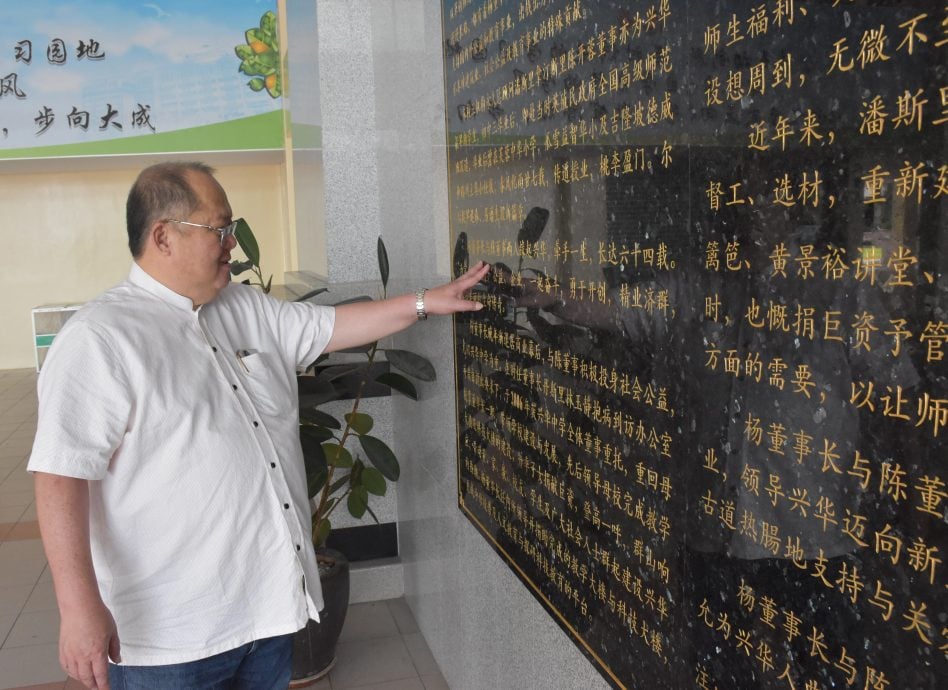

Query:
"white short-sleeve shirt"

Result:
[[28, 263, 335, 665]]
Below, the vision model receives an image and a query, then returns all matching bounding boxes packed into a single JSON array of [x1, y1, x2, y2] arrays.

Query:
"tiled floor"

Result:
[[0, 369, 448, 690]]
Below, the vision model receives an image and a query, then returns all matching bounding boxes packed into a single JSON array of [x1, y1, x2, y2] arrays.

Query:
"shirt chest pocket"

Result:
[[239, 351, 292, 417]]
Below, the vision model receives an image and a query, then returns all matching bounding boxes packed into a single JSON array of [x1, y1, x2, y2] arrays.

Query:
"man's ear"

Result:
[[150, 221, 174, 256]]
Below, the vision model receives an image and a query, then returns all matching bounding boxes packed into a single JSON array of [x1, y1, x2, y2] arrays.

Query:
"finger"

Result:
[[77, 664, 98, 690], [461, 299, 484, 312], [109, 634, 121, 663], [92, 654, 111, 690], [454, 261, 490, 288]]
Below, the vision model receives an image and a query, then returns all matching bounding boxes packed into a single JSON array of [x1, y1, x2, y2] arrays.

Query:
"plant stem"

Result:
[[313, 340, 379, 540], [311, 283, 388, 546]]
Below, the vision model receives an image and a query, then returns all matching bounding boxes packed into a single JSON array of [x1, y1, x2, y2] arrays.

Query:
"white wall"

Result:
[[0, 158, 289, 370]]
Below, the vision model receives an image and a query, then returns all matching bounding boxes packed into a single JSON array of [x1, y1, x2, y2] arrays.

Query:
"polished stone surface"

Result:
[[444, 1, 945, 688]]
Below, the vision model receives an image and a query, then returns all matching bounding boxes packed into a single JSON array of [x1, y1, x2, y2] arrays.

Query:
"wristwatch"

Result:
[[415, 288, 428, 321]]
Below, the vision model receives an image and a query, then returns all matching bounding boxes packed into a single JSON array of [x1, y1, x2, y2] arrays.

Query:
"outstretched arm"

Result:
[[34, 472, 120, 690], [325, 260, 489, 353]]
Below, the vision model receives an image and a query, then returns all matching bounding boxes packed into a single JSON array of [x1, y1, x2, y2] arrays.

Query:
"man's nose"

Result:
[[223, 233, 238, 251]]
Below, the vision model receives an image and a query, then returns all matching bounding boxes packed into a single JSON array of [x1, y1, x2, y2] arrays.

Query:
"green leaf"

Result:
[[329, 473, 350, 495], [299, 408, 341, 429], [345, 412, 374, 435], [241, 57, 270, 76], [323, 443, 353, 468], [246, 28, 263, 44], [332, 295, 373, 307], [301, 432, 327, 498], [359, 435, 400, 481], [234, 218, 260, 267], [248, 77, 265, 91], [322, 364, 366, 381], [259, 53, 280, 69], [235, 45, 254, 60], [313, 518, 331, 546], [294, 287, 328, 302], [385, 350, 436, 382], [362, 467, 387, 496], [307, 465, 326, 499], [375, 372, 418, 400], [299, 424, 334, 443], [230, 260, 253, 276], [300, 427, 328, 466], [264, 275, 272, 293], [298, 374, 337, 406], [347, 486, 369, 518], [260, 11, 278, 39], [377, 237, 390, 289]]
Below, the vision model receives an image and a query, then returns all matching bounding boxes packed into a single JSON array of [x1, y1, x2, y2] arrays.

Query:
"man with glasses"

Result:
[[28, 161, 489, 689]]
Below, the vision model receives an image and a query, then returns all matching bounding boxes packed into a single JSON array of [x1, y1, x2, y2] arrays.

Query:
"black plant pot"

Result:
[[289, 548, 350, 687]]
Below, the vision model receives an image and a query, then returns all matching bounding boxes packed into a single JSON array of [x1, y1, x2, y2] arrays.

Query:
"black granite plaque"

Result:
[[444, 2, 946, 688]]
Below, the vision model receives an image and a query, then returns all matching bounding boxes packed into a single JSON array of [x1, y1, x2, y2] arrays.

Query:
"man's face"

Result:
[[168, 171, 236, 307]]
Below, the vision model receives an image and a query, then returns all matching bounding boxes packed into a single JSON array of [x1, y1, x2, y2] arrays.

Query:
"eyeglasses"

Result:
[[164, 218, 241, 246]]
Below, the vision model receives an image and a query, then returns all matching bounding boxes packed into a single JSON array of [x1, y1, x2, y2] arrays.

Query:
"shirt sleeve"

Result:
[[263, 293, 336, 369], [28, 318, 133, 480]]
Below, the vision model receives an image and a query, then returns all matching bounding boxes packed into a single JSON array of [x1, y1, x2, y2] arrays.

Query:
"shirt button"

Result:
[[212, 347, 218, 353], [270, 462, 276, 468], [253, 421, 259, 427], [232, 385, 238, 391], [296, 545, 301, 551], [284, 503, 290, 509]]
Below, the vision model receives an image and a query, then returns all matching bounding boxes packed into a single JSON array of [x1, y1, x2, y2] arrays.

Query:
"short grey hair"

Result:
[[125, 161, 216, 257]]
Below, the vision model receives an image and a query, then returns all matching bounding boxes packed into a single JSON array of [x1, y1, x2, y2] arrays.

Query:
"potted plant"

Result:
[[230, 223, 436, 686]]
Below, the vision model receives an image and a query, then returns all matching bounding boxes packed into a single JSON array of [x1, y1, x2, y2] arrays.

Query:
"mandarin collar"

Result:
[[128, 263, 199, 313]]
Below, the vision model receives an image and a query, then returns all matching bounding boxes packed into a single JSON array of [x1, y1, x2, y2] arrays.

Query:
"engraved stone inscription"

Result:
[[445, 2, 945, 688]]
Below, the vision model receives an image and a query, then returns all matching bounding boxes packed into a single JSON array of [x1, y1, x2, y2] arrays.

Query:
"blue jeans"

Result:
[[108, 634, 293, 690]]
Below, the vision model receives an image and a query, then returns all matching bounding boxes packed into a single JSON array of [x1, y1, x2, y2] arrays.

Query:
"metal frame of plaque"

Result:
[[444, 2, 945, 688]]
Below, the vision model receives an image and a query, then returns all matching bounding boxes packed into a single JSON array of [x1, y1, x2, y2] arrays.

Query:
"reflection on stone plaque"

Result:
[[444, 1, 945, 687]]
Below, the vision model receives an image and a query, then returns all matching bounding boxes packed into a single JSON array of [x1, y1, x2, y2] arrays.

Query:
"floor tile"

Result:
[[420, 671, 450, 690], [0, 543, 46, 589], [0, 493, 34, 510], [0, 473, 33, 494], [0, 615, 16, 644], [0, 585, 32, 616], [4, 609, 60, 648], [403, 633, 439, 676], [349, 679, 426, 690], [0, 643, 66, 688], [339, 601, 400, 642], [0, 466, 25, 484], [330, 635, 416, 689], [292, 674, 330, 690], [22, 581, 57, 614], [4, 523, 41, 542], [386, 598, 419, 635], [0, 509, 26, 525]]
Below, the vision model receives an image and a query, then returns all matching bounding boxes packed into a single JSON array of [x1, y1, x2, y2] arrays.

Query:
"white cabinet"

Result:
[[31, 304, 82, 372]]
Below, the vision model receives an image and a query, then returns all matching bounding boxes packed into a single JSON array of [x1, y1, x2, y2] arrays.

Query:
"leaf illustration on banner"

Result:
[[236, 10, 282, 98]]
